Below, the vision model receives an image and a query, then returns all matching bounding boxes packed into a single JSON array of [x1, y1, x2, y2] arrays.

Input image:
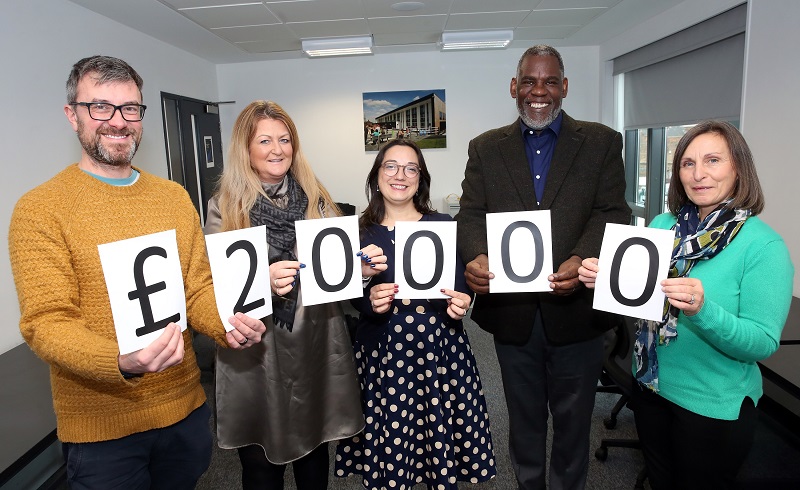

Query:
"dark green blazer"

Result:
[[456, 112, 631, 345]]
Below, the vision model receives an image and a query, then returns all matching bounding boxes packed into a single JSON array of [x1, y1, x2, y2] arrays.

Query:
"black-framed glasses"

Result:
[[70, 102, 147, 122], [382, 162, 420, 178]]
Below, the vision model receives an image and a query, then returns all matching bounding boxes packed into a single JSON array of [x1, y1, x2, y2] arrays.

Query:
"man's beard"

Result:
[[77, 119, 140, 167], [518, 102, 562, 130]]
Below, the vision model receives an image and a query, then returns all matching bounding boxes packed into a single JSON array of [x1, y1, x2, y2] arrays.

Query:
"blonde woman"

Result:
[[206, 101, 379, 489]]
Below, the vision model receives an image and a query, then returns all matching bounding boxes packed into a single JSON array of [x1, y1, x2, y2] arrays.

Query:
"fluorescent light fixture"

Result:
[[440, 30, 513, 51], [301, 36, 373, 58]]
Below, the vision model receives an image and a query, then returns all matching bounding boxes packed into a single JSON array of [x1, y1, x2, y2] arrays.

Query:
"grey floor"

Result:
[[196, 316, 649, 490]]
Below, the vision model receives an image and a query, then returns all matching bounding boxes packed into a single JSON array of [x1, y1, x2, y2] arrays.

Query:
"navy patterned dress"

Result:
[[335, 213, 496, 489]]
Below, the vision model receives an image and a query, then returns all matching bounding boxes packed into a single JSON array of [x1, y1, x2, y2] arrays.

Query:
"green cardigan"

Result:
[[645, 213, 793, 420]]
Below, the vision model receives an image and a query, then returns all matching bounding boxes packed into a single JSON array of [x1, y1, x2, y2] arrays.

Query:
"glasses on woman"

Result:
[[382, 162, 420, 178]]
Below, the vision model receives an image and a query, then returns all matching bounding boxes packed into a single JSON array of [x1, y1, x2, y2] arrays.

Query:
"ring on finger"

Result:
[[238, 338, 248, 345], [689, 294, 695, 305]]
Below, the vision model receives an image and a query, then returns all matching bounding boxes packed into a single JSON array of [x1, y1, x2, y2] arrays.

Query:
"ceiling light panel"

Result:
[[440, 30, 513, 50], [301, 35, 374, 57]]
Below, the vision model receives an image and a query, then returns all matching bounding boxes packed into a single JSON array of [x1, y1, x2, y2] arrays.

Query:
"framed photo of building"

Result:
[[362, 89, 446, 151]]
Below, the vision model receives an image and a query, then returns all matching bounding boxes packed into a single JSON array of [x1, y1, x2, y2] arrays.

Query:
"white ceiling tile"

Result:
[[67, 0, 709, 63], [535, 0, 622, 9], [285, 18, 371, 38], [520, 7, 606, 27], [373, 31, 441, 46], [448, 0, 542, 14], [445, 11, 528, 30], [264, 0, 365, 23], [159, 0, 261, 8], [368, 15, 448, 34], [514, 25, 582, 40], [363, 0, 451, 18], [211, 22, 296, 43], [236, 38, 302, 53], [180, 4, 282, 28]]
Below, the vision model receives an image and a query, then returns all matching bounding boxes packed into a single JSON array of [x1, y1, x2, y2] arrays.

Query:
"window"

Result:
[[615, 6, 745, 225]]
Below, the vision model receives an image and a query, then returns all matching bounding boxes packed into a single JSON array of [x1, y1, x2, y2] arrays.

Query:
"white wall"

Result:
[[0, 0, 220, 354], [215, 47, 601, 213], [740, 0, 800, 293]]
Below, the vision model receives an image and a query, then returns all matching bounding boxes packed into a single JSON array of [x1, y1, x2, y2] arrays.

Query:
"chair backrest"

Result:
[[603, 316, 637, 395], [335, 202, 356, 216]]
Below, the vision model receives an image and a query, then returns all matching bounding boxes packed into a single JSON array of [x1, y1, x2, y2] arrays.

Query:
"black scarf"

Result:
[[250, 174, 308, 331]]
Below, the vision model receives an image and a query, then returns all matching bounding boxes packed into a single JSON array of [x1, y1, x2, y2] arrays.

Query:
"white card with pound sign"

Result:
[[98, 229, 186, 355]]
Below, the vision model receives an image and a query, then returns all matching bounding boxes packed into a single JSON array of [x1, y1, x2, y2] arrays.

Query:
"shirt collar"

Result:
[[519, 111, 563, 138]]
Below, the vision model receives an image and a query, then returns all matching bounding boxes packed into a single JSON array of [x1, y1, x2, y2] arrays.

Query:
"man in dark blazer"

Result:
[[456, 45, 630, 489]]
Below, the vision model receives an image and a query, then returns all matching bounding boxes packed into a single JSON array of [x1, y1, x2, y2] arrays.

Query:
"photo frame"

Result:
[[362, 89, 446, 151]]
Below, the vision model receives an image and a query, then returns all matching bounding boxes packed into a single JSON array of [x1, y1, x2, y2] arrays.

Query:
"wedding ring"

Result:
[[690, 294, 695, 305]]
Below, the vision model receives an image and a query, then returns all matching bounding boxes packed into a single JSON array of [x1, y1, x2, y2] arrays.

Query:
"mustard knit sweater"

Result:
[[9, 164, 228, 443]]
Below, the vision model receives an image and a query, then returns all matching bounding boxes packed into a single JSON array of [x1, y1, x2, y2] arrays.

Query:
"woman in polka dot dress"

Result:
[[335, 139, 496, 489]]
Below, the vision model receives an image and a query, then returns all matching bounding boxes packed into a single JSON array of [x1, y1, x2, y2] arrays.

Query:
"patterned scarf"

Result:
[[634, 200, 750, 392], [250, 174, 308, 331]]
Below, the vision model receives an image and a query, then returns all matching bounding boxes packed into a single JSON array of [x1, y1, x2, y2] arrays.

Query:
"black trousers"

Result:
[[632, 382, 757, 490], [238, 442, 329, 490], [494, 312, 605, 490]]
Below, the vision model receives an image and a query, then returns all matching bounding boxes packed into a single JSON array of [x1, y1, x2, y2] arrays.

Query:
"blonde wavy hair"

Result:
[[215, 100, 340, 231]]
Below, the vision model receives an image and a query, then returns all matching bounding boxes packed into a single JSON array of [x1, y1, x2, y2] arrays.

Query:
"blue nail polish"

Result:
[[292, 280, 296, 286], [370, 264, 376, 268], [299, 263, 306, 268], [356, 251, 363, 256], [366, 257, 372, 263]]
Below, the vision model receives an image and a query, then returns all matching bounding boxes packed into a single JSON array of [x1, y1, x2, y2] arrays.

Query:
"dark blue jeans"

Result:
[[62, 403, 213, 490]]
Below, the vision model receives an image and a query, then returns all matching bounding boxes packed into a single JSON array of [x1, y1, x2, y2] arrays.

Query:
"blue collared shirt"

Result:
[[520, 112, 562, 205]]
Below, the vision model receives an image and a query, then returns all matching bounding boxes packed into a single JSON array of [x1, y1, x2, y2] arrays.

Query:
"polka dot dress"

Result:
[[335, 217, 496, 489], [334, 218, 496, 489]]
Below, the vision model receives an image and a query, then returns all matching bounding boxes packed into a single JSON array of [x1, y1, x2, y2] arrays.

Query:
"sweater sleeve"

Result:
[[180, 195, 230, 347], [9, 196, 124, 383], [687, 238, 793, 362]]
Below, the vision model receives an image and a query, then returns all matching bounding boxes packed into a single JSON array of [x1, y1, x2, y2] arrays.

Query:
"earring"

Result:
[[376, 186, 380, 193]]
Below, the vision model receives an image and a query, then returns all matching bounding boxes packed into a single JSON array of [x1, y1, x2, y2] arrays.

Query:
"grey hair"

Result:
[[516, 44, 565, 79], [66, 55, 143, 104]]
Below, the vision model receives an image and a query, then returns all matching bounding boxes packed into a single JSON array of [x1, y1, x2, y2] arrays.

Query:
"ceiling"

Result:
[[68, 0, 684, 64]]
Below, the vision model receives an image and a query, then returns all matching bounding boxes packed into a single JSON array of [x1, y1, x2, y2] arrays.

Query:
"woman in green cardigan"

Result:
[[578, 120, 793, 489]]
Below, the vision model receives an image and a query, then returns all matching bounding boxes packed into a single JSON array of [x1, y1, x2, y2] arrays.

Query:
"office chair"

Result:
[[595, 316, 648, 489], [335, 202, 357, 216]]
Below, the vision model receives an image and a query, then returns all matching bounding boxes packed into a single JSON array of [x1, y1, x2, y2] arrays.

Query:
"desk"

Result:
[[779, 296, 800, 345], [759, 296, 800, 417], [0, 343, 56, 484]]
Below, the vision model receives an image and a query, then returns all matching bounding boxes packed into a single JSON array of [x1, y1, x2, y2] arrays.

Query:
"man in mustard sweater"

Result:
[[8, 56, 266, 489]]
